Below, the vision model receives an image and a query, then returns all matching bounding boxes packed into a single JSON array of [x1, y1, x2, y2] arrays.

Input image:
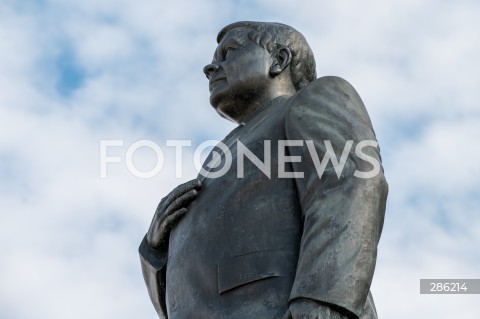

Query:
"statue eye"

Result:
[[224, 46, 236, 59]]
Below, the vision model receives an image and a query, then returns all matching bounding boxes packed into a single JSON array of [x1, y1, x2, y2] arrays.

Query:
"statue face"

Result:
[[203, 27, 273, 123]]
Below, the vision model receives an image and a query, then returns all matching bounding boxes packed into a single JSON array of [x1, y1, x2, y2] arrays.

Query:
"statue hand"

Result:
[[146, 179, 202, 249]]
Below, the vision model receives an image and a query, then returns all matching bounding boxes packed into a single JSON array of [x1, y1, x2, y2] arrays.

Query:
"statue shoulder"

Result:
[[293, 76, 364, 108], [285, 76, 376, 141]]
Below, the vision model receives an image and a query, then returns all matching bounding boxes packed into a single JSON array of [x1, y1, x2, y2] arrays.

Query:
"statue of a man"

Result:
[[139, 21, 388, 319]]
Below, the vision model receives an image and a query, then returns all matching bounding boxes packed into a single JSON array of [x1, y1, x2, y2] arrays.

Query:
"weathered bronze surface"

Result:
[[139, 21, 388, 319]]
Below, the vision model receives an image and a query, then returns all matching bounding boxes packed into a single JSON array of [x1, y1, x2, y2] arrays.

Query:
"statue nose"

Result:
[[203, 63, 220, 79]]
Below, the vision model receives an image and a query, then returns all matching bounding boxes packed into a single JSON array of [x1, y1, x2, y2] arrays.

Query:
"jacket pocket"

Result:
[[217, 250, 285, 295]]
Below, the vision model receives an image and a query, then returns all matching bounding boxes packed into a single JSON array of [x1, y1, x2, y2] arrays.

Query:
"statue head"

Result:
[[203, 21, 317, 124]]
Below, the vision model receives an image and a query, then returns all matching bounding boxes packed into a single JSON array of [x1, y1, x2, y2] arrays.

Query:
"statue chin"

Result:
[[214, 105, 240, 123], [211, 96, 242, 123]]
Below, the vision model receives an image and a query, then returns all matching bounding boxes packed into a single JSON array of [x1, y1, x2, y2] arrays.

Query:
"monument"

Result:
[[139, 21, 388, 319]]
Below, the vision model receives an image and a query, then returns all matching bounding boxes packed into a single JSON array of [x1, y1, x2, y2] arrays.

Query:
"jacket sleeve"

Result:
[[285, 76, 388, 318], [139, 236, 168, 319]]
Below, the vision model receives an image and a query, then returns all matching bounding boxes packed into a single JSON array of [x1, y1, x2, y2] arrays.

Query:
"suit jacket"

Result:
[[139, 76, 388, 319]]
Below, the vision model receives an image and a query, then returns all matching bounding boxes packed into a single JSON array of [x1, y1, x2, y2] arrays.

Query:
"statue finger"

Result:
[[146, 224, 161, 247], [164, 188, 198, 216], [164, 179, 202, 207], [146, 207, 186, 248], [150, 208, 188, 248], [161, 208, 188, 234]]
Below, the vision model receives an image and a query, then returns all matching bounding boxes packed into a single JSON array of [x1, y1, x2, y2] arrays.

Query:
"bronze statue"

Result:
[[139, 21, 388, 319]]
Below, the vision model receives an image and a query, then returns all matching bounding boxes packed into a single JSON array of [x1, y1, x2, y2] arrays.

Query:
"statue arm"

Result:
[[139, 179, 202, 319], [284, 76, 388, 319], [139, 236, 168, 319]]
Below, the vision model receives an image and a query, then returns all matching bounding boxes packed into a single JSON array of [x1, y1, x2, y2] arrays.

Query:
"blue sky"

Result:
[[1, 0, 479, 318]]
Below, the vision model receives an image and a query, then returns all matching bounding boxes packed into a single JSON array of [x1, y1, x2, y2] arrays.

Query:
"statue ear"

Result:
[[270, 46, 292, 76]]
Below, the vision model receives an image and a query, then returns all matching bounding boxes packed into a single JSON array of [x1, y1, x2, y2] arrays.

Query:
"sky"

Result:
[[1, 0, 479, 318]]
